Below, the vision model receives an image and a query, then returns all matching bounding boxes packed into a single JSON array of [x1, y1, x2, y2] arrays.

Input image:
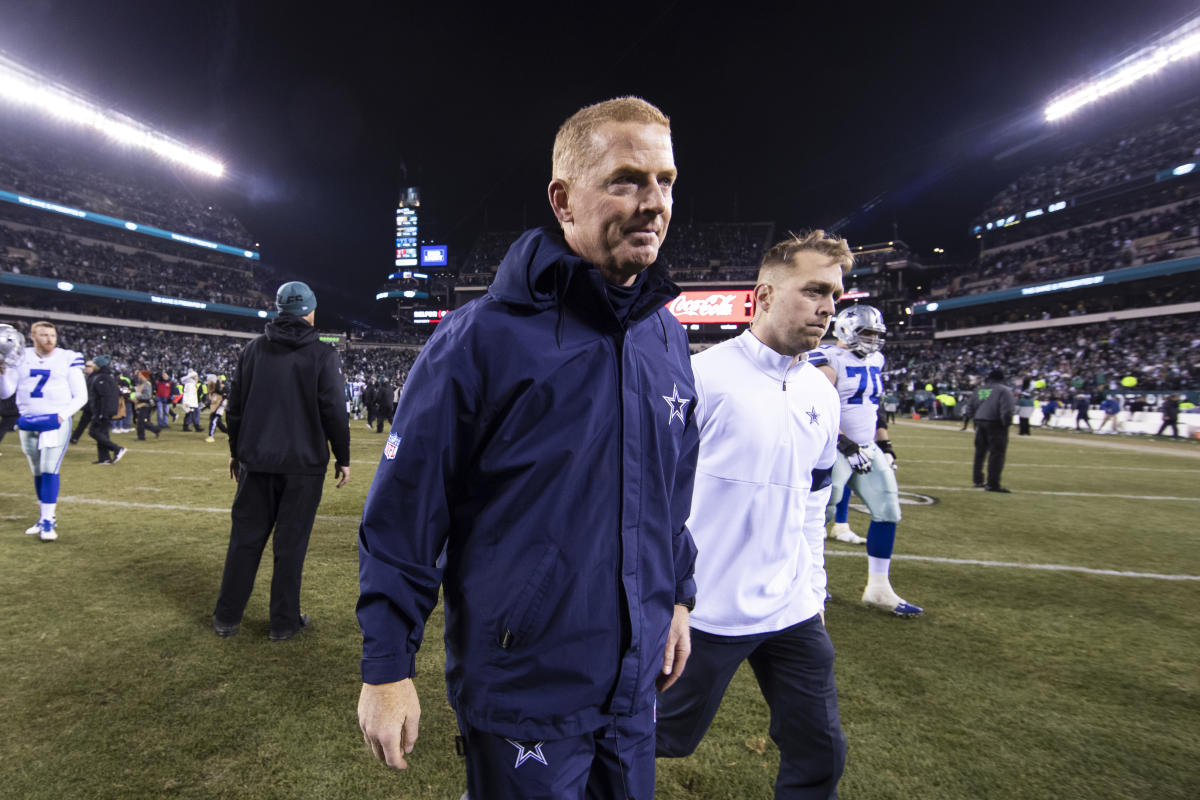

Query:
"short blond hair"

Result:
[[30, 320, 56, 333], [757, 230, 854, 282], [552, 97, 670, 184]]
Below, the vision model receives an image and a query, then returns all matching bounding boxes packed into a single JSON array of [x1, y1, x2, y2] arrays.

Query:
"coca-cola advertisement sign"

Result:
[[665, 290, 755, 324]]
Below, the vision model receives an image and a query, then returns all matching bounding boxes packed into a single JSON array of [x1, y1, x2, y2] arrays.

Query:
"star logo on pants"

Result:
[[505, 739, 549, 768], [662, 383, 690, 426]]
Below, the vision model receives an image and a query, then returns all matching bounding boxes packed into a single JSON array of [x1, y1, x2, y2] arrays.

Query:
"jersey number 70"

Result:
[[845, 365, 882, 406]]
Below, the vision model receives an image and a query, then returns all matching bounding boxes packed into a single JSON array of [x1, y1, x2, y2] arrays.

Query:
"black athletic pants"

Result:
[[89, 417, 121, 461], [0, 413, 17, 444], [135, 405, 163, 440], [1157, 419, 1179, 437], [657, 617, 845, 799], [973, 420, 1009, 489], [214, 470, 324, 636], [71, 407, 93, 443]]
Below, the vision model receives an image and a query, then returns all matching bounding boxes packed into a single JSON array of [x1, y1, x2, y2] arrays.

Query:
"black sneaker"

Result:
[[985, 486, 1012, 493], [212, 615, 240, 637], [269, 614, 311, 642], [973, 482, 986, 488]]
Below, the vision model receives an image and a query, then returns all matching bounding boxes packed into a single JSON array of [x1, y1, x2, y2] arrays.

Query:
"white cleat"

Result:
[[862, 584, 923, 617], [828, 522, 866, 544], [37, 518, 58, 542], [25, 519, 44, 535]]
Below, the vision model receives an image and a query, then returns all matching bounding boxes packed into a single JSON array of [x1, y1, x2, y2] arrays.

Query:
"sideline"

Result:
[[902, 485, 1199, 501]]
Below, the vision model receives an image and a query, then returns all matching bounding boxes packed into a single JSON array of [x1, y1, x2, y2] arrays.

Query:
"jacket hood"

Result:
[[265, 314, 319, 348], [488, 227, 587, 311], [487, 226, 681, 323]]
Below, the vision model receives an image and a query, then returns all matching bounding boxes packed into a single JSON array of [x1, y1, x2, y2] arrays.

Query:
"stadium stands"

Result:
[[973, 101, 1200, 230], [884, 313, 1200, 394], [924, 198, 1200, 299], [0, 219, 266, 308], [1, 109, 287, 336], [455, 222, 775, 287], [654, 221, 775, 281], [7, 319, 420, 388], [0, 114, 251, 246]]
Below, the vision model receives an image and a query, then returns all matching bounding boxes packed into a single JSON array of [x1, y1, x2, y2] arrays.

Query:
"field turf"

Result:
[[1, 419, 1197, 799]]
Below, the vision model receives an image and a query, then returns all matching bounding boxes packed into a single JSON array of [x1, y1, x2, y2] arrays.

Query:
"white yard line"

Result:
[[895, 420, 1200, 459], [903, 459, 1199, 473], [826, 550, 1200, 581], [3, 490, 1193, 580], [78, 449, 382, 466], [0, 492, 360, 523], [903, 485, 1199, 501]]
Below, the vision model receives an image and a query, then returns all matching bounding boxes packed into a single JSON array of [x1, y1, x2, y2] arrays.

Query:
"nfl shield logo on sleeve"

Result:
[[384, 433, 402, 460]]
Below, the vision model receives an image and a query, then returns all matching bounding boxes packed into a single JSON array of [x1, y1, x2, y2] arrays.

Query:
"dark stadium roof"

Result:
[[3, 0, 1200, 322]]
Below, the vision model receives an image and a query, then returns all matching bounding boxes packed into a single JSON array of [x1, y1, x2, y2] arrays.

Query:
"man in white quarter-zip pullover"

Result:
[[656, 230, 850, 799]]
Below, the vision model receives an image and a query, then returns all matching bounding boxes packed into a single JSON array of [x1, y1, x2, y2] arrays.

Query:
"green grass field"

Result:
[[2, 420, 1198, 799]]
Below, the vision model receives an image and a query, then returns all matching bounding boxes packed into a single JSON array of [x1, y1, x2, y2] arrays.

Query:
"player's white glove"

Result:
[[838, 434, 872, 474], [0, 323, 24, 368], [877, 440, 897, 470]]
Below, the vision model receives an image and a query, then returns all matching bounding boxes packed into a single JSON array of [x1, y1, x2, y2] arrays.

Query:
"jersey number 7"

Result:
[[29, 368, 51, 398]]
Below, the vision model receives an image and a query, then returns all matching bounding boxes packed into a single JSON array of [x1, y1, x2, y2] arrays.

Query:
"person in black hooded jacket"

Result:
[[213, 281, 351, 641], [88, 355, 124, 464]]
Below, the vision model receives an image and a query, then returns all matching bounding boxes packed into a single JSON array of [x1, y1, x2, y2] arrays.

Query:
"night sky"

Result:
[[3, 0, 1200, 324]]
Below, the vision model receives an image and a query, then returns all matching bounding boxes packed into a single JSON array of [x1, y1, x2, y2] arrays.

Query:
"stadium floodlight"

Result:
[[1045, 16, 1200, 122], [0, 52, 224, 177]]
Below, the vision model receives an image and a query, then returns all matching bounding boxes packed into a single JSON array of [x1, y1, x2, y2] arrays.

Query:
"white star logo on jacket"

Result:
[[662, 383, 689, 426], [506, 739, 549, 768]]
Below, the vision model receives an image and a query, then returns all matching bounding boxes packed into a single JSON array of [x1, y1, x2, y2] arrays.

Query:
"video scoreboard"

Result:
[[396, 205, 419, 267]]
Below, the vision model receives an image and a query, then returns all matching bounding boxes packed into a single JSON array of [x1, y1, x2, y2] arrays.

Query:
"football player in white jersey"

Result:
[[809, 305, 922, 617], [0, 321, 89, 541]]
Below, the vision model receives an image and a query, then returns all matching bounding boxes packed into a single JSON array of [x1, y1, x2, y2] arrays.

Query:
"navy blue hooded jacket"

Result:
[[357, 227, 699, 740]]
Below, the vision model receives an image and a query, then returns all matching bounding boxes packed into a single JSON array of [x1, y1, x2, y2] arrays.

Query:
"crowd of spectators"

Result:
[[1, 219, 269, 308], [931, 279, 1200, 332], [0, 115, 251, 246], [342, 348, 419, 382], [456, 223, 775, 285], [885, 313, 1200, 395], [925, 199, 1200, 300], [978, 177, 1200, 248], [654, 221, 775, 280], [38, 322, 247, 379], [350, 327, 430, 345], [4, 319, 422, 388], [974, 102, 1200, 225]]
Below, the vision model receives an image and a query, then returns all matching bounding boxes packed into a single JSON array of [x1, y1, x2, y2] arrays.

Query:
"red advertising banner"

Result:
[[665, 290, 756, 324]]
